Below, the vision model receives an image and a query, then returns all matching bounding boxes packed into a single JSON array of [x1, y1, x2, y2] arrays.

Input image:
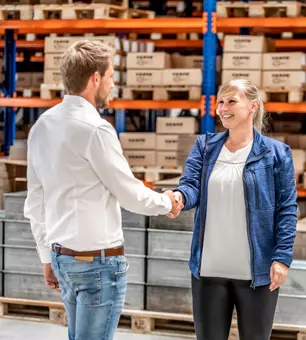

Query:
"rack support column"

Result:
[[201, 0, 217, 133], [3, 29, 17, 155]]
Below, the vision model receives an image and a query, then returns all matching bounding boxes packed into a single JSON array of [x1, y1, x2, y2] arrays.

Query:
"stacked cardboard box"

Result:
[[156, 117, 199, 168], [126, 52, 170, 90], [41, 35, 123, 99], [261, 52, 306, 102], [17, 73, 44, 93], [120, 132, 156, 167], [125, 52, 202, 100], [222, 35, 274, 88]]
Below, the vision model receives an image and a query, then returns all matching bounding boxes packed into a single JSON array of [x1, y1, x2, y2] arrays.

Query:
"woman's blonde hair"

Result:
[[217, 79, 267, 132]]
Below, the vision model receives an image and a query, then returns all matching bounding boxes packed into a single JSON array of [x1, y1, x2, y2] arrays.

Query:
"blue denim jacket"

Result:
[[176, 129, 298, 287]]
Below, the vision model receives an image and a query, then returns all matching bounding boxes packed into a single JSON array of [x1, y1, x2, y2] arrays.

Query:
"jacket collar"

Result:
[[206, 128, 269, 157]]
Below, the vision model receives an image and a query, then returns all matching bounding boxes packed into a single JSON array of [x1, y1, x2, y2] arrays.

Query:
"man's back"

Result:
[[26, 95, 124, 256]]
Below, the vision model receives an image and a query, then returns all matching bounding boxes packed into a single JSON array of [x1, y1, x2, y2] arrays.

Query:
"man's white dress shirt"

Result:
[[24, 95, 172, 264]]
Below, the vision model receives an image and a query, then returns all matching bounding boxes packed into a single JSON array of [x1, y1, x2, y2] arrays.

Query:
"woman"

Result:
[[172, 79, 297, 340]]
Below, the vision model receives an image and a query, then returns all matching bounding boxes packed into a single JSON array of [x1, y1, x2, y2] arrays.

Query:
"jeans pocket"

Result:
[[114, 257, 129, 276], [66, 271, 102, 307]]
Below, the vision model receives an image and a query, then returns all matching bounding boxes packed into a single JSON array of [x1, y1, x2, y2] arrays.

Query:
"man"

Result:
[[24, 40, 183, 340]]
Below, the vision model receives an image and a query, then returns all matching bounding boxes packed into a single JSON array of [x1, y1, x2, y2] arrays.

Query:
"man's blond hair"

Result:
[[60, 40, 114, 95]]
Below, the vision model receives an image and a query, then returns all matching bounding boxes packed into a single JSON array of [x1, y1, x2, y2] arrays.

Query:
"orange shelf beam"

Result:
[[0, 18, 305, 34], [0, 40, 45, 49], [298, 189, 306, 198], [264, 102, 306, 113], [0, 98, 201, 109], [217, 17, 306, 31], [1, 98, 306, 112], [0, 18, 203, 34]]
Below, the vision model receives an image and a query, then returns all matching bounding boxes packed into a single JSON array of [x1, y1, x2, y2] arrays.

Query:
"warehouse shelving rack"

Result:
[[1, 16, 306, 155]]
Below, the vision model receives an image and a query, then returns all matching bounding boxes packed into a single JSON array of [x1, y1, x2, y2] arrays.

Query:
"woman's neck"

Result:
[[226, 126, 254, 152]]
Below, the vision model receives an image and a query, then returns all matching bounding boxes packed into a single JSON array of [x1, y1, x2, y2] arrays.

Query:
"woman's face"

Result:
[[217, 91, 254, 130]]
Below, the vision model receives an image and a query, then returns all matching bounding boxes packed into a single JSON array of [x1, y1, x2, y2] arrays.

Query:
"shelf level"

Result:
[[0, 18, 203, 34], [0, 18, 306, 34], [1, 98, 306, 112], [0, 98, 201, 109], [4, 39, 306, 52]]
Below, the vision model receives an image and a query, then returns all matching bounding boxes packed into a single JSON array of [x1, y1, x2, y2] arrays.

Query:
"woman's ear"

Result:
[[251, 99, 259, 113]]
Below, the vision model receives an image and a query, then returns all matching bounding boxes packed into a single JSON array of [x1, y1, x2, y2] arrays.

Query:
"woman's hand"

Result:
[[269, 261, 288, 292]]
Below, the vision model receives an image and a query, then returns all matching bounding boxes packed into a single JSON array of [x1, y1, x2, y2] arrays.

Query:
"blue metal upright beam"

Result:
[[202, 0, 217, 133], [3, 29, 17, 155]]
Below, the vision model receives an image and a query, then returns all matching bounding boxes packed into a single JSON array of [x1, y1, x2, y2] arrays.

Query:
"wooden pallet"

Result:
[[40, 83, 65, 99], [260, 88, 306, 103], [0, 297, 67, 326], [16, 88, 40, 98], [122, 86, 201, 101], [92, 0, 129, 8], [217, 1, 306, 18], [1, 297, 306, 339], [0, 4, 33, 20], [131, 166, 183, 182], [230, 322, 306, 340], [127, 8, 155, 18], [33, 3, 128, 19]]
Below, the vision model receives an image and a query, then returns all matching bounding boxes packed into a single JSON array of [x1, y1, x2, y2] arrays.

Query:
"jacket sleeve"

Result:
[[272, 146, 298, 267], [174, 135, 205, 210]]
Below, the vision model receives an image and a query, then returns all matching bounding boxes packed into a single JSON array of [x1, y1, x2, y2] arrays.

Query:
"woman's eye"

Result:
[[229, 100, 236, 104], [219, 101, 224, 104]]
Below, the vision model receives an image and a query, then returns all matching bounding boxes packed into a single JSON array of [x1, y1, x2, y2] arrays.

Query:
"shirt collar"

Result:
[[62, 95, 101, 119]]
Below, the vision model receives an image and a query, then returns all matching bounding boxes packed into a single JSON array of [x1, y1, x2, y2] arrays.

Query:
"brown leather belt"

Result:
[[52, 244, 124, 257]]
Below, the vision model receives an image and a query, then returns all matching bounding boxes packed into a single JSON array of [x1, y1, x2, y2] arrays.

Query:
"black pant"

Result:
[[192, 276, 279, 340]]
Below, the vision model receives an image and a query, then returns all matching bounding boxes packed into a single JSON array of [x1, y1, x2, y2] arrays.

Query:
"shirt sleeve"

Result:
[[86, 124, 172, 216], [24, 134, 51, 264]]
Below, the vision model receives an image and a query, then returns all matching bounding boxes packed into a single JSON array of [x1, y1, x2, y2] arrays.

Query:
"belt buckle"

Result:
[[53, 243, 62, 255]]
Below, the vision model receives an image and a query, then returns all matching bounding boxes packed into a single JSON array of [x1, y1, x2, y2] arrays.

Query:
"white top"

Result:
[[24, 95, 172, 264], [200, 141, 253, 280]]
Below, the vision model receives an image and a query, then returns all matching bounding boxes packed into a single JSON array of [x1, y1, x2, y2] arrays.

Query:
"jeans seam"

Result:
[[102, 272, 116, 340]]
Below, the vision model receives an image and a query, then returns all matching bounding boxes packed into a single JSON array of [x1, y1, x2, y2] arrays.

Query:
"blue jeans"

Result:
[[51, 251, 128, 340]]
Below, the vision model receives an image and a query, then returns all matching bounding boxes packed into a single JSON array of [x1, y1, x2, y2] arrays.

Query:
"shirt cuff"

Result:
[[37, 246, 52, 264], [161, 193, 172, 214]]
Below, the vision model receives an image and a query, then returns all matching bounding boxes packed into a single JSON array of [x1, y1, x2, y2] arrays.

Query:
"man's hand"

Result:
[[269, 261, 288, 292], [164, 190, 184, 219], [44, 263, 61, 292]]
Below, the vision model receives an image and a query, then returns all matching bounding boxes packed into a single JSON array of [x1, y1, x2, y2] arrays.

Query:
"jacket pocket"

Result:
[[249, 166, 275, 210]]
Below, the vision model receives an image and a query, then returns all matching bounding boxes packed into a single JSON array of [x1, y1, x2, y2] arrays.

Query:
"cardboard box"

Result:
[[222, 53, 262, 70], [156, 151, 178, 167], [44, 36, 119, 53], [263, 71, 306, 88], [123, 150, 156, 167], [44, 70, 62, 84], [156, 117, 198, 134], [119, 133, 156, 150], [32, 73, 44, 88], [292, 149, 306, 174], [222, 70, 262, 88], [273, 121, 301, 133], [45, 53, 63, 69], [263, 52, 306, 70], [156, 135, 179, 151], [223, 35, 274, 53], [127, 52, 171, 69], [286, 135, 306, 149], [163, 69, 202, 86], [171, 55, 203, 69], [16, 73, 32, 88], [126, 70, 163, 86]]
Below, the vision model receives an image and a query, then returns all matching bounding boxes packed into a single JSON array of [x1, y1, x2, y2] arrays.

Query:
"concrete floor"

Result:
[[0, 319, 188, 340]]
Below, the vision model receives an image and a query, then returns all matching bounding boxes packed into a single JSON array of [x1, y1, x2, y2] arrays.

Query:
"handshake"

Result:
[[164, 190, 184, 219]]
